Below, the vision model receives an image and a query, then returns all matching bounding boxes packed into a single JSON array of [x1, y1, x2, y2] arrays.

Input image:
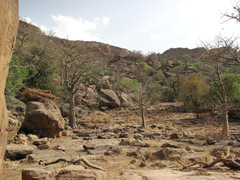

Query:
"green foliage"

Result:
[[115, 78, 140, 94], [139, 61, 148, 69], [5, 55, 28, 96], [146, 82, 163, 103], [161, 87, 177, 102], [209, 73, 240, 105], [25, 58, 56, 91], [177, 60, 183, 66], [178, 74, 209, 115]]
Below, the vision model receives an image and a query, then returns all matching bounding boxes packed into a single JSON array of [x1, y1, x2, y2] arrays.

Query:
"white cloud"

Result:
[[102, 17, 110, 26], [23, 17, 32, 23], [51, 14, 100, 41], [39, 25, 48, 33], [138, 29, 148, 34]]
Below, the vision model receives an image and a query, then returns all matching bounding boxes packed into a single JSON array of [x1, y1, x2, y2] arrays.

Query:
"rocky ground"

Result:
[[3, 107, 240, 180]]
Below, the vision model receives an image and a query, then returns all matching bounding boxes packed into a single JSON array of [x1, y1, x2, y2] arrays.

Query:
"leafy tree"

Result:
[[115, 62, 162, 128], [114, 78, 140, 94], [203, 36, 240, 137], [178, 74, 209, 118], [209, 73, 240, 111], [5, 54, 28, 96], [177, 60, 183, 66]]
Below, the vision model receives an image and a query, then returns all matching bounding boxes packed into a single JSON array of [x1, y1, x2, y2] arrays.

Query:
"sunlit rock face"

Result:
[[0, 0, 19, 178]]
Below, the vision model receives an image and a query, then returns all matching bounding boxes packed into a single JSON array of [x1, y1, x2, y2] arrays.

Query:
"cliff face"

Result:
[[0, 0, 19, 179]]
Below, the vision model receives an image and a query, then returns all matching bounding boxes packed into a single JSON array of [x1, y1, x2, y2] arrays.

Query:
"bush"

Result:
[[5, 55, 28, 96], [178, 74, 209, 117]]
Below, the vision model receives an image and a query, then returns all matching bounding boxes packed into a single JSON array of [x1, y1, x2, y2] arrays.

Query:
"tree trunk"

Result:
[[222, 104, 230, 137], [0, 0, 19, 178], [216, 60, 230, 138], [141, 108, 146, 128], [69, 92, 76, 129]]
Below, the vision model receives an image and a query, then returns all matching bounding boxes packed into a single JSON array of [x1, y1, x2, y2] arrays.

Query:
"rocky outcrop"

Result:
[[119, 93, 133, 107], [22, 168, 54, 180], [5, 144, 34, 160], [60, 103, 83, 118], [99, 89, 121, 107], [7, 112, 21, 141], [22, 165, 106, 180], [22, 101, 65, 138], [5, 95, 26, 117], [0, 0, 19, 178], [82, 87, 98, 106]]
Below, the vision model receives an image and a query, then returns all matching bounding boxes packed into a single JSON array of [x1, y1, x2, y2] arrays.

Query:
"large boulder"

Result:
[[22, 101, 65, 138], [60, 103, 83, 118], [22, 168, 54, 180], [7, 112, 22, 141], [56, 165, 106, 180], [99, 89, 121, 107], [5, 144, 34, 160], [5, 95, 26, 117], [119, 93, 133, 107], [0, 0, 19, 178], [82, 87, 98, 106], [22, 165, 106, 180]]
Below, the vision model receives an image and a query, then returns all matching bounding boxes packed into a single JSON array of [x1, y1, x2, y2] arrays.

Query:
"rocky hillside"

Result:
[[16, 20, 208, 81]]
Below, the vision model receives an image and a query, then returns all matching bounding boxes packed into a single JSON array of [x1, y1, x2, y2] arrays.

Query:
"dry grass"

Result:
[[204, 117, 223, 140], [20, 88, 57, 103]]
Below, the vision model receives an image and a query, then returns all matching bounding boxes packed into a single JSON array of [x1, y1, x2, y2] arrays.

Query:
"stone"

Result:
[[99, 89, 121, 107], [206, 137, 216, 145], [119, 133, 129, 138], [22, 101, 65, 137], [5, 144, 34, 160], [5, 95, 26, 117], [60, 103, 83, 118], [33, 138, 50, 146], [7, 112, 22, 141], [26, 154, 40, 163], [139, 161, 146, 167], [121, 101, 133, 107], [27, 134, 38, 142], [153, 147, 187, 161], [170, 132, 179, 139], [82, 87, 98, 106], [37, 144, 50, 150], [56, 166, 106, 180], [119, 93, 132, 104], [22, 168, 54, 180], [0, 0, 19, 177], [114, 172, 143, 180], [61, 130, 71, 136], [15, 134, 29, 145]]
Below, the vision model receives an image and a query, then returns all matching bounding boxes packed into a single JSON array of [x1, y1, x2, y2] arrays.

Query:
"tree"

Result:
[[115, 62, 162, 128], [178, 74, 209, 118], [60, 41, 88, 129], [209, 73, 240, 119], [203, 36, 240, 137], [60, 41, 107, 128]]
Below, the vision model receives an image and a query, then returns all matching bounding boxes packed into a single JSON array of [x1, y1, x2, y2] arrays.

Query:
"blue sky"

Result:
[[19, 0, 240, 53]]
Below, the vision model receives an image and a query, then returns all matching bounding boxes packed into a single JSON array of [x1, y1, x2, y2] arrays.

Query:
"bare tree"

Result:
[[60, 41, 88, 129], [224, 1, 240, 24]]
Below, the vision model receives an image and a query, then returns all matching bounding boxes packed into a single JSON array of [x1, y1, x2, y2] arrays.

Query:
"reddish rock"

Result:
[[22, 101, 65, 138]]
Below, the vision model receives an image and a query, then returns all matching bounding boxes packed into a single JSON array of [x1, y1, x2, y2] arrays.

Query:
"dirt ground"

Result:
[[3, 107, 240, 180]]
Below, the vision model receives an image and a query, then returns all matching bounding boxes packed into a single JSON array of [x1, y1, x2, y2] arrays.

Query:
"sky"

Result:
[[19, 0, 240, 54]]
